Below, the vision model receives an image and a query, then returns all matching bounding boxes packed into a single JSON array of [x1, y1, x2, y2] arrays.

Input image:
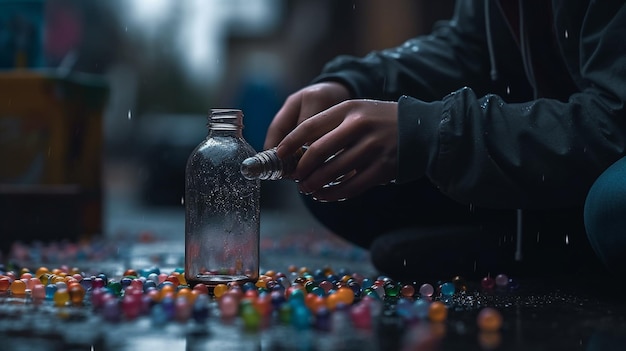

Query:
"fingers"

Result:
[[307, 164, 387, 202], [263, 94, 301, 150]]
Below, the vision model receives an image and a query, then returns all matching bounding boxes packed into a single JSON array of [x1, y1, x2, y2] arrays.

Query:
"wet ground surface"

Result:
[[2, 170, 626, 350]]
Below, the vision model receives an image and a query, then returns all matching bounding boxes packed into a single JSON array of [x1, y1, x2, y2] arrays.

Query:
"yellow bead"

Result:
[[35, 267, 50, 279], [54, 289, 70, 307], [214, 283, 228, 298]]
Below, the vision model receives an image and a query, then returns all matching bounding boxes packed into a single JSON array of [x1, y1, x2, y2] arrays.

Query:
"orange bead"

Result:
[[177, 287, 193, 301], [428, 301, 448, 322], [335, 287, 355, 305], [326, 292, 341, 311], [477, 307, 503, 332], [10, 279, 27, 295], [192, 283, 209, 295], [165, 275, 180, 287], [69, 284, 86, 305], [305, 293, 327, 313], [123, 269, 138, 277]]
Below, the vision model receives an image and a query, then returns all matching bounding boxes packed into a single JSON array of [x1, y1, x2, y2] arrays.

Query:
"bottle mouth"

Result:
[[209, 109, 243, 130]]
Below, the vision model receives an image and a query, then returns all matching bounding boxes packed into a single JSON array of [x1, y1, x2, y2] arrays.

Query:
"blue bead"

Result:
[[242, 282, 256, 292], [192, 294, 211, 323], [440, 282, 455, 296], [413, 298, 430, 319], [151, 304, 169, 326], [45, 284, 57, 300], [291, 305, 311, 330]]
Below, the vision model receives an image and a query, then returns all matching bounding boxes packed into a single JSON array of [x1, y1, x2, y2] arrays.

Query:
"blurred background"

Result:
[[0, 0, 454, 259]]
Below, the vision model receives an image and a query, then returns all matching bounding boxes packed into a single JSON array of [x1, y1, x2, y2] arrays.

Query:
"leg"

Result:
[[300, 178, 517, 281], [584, 156, 626, 276]]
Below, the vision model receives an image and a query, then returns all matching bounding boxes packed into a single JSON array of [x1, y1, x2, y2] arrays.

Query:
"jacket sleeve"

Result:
[[398, 1, 626, 209], [311, 0, 493, 102]]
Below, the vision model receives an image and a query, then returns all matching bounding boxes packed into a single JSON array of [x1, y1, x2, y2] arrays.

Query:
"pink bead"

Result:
[[350, 301, 372, 329], [122, 294, 142, 320], [131, 279, 143, 290], [481, 276, 495, 290], [419, 283, 434, 297], [219, 294, 238, 318], [319, 280, 333, 293], [32, 284, 46, 300]]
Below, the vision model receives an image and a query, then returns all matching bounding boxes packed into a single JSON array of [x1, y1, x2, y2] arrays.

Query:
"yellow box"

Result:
[[0, 70, 109, 252]]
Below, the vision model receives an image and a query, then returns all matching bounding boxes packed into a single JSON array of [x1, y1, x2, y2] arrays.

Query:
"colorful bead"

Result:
[[481, 276, 495, 290], [428, 301, 448, 322], [440, 282, 455, 297], [477, 307, 503, 332], [419, 283, 434, 297], [495, 274, 509, 288], [10, 279, 27, 295]]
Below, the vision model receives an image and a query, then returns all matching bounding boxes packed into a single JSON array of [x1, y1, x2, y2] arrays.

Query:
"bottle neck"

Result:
[[208, 108, 244, 137]]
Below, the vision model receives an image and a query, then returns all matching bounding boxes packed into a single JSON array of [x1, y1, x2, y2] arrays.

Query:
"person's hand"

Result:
[[276, 99, 399, 202], [263, 82, 351, 150]]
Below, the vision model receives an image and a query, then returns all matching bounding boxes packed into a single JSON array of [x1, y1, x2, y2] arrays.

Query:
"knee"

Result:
[[584, 156, 626, 274]]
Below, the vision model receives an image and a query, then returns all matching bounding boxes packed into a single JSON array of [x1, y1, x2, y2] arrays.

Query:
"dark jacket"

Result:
[[313, 0, 626, 209]]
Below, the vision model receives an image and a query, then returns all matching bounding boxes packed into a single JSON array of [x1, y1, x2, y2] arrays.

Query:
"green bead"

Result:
[[241, 304, 261, 330]]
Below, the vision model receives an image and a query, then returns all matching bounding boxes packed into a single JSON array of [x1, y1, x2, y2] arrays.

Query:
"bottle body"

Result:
[[184, 109, 260, 288]]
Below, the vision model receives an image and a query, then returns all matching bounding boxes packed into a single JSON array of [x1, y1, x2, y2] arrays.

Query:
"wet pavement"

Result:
[[2, 165, 626, 350]]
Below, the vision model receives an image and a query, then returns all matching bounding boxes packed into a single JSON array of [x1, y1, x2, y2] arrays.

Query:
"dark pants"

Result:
[[301, 169, 614, 280]]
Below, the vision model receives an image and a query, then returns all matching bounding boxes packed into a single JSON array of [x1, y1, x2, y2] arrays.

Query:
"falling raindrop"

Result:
[[564, 30, 569, 39], [469, 203, 474, 213], [181, 196, 185, 205], [125, 26, 128, 32], [47, 147, 51, 157], [506, 86, 511, 95], [417, 118, 421, 125], [127, 110, 132, 120], [536, 232, 540, 243], [565, 235, 569, 245], [403, 259, 407, 267], [541, 174, 545, 182]]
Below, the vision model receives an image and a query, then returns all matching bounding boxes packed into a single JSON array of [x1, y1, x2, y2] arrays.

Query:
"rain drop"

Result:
[[127, 110, 132, 120], [417, 118, 421, 125], [565, 235, 569, 245], [403, 259, 407, 267], [564, 30, 569, 39], [536, 232, 540, 243], [541, 174, 545, 182], [47, 147, 51, 157], [506, 86, 510, 95], [181, 196, 185, 205]]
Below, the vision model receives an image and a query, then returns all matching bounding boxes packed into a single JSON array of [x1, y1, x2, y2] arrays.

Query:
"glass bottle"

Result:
[[240, 146, 307, 180], [184, 108, 260, 289]]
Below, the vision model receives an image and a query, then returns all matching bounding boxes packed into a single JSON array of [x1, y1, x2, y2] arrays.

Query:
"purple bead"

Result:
[[102, 298, 121, 322], [419, 283, 434, 297], [495, 274, 509, 288]]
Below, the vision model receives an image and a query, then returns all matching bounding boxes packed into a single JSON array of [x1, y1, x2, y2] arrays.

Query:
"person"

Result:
[[263, 0, 626, 282]]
